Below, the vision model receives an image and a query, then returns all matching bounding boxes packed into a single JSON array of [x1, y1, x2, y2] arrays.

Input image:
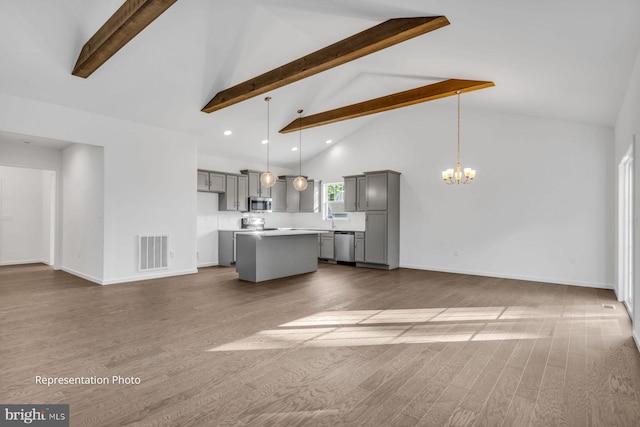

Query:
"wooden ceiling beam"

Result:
[[201, 16, 450, 113], [72, 0, 178, 78], [279, 79, 495, 133]]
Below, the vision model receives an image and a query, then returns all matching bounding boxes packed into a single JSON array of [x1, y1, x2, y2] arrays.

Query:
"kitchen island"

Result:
[[235, 229, 328, 282]]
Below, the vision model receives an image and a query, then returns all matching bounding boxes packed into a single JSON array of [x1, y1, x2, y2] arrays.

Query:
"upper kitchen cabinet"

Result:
[[343, 175, 366, 212], [241, 169, 271, 198], [197, 170, 226, 193], [357, 176, 367, 211], [300, 180, 320, 213], [343, 175, 358, 212], [271, 179, 287, 212], [284, 176, 300, 212], [279, 176, 319, 213], [365, 171, 393, 211], [219, 174, 248, 212]]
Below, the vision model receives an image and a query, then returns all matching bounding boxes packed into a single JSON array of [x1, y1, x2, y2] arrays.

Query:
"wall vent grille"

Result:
[[139, 234, 168, 271]]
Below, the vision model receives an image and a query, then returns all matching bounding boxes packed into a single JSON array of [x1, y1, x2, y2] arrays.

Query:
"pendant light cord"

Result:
[[265, 97, 271, 171], [298, 109, 303, 176]]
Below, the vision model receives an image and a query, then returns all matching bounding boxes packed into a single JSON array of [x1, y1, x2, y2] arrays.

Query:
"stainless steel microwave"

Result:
[[249, 197, 272, 213]]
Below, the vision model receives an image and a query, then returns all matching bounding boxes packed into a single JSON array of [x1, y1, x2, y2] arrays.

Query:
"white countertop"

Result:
[[235, 229, 329, 236]]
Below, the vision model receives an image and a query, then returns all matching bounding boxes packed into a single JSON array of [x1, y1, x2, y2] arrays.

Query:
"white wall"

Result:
[[41, 170, 55, 265], [62, 144, 104, 282], [303, 100, 614, 288], [614, 46, 640, 348], [0, 93, 198, 285], [0, 166, 51, 265]]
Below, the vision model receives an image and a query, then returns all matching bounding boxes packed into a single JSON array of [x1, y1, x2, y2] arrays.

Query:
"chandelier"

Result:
[[442, 91, 476, 185]]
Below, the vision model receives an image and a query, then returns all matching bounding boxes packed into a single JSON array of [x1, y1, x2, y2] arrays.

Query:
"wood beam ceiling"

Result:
[[279, 79, 495, 133], [201, 16, 450, 113], [72, 0, 178, 78]]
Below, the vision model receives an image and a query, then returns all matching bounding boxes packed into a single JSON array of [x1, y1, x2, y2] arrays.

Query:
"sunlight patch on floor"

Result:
[[207, 305, 625, 352]]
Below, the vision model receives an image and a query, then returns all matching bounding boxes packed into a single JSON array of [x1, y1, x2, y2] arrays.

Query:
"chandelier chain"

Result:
[[457, 91, 461, 167]]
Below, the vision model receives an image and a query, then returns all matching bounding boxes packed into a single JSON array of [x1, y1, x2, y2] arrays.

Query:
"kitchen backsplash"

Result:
[[216, 210, 365, 231]]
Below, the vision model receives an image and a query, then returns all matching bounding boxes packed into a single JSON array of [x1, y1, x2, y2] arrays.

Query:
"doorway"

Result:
[[0, 166, 56, 267], [618, 139, 634, 319]]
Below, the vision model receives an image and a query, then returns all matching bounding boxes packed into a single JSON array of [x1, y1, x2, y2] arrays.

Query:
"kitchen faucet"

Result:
[[331, 216, 336, 229]]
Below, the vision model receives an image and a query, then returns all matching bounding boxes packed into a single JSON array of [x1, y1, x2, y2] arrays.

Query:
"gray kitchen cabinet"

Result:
[[197, 170, 226, 193], [197, 170, 209, 191], [318, 232, 335, 260], [241, 169, 271, 198], [343, 176, 358, 212], [357, 176, 367, 211], [237, 175, 248, 211], [355, 232, 365, 262], [219, 174, 248, 212], [365, 172, 389, 211], [365, 211, 387, 264], [284, 176, 300, 212], [343, 175, 366, 212], [271, 180, 286, 212], [218, 231, 236, 266], [278, 175, 317, 212], [359, 170, 400, 269], [299, 180, 319, 213]]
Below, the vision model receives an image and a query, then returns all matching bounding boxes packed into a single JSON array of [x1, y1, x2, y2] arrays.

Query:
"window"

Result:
[[323, 182, 348, 220]]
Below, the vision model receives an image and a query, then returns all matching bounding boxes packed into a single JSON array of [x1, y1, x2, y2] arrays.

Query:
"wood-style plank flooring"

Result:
[[1, 263, 640, 426]]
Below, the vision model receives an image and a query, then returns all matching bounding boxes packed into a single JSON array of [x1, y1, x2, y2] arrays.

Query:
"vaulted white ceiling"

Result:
[[0, 0, 638, 167]]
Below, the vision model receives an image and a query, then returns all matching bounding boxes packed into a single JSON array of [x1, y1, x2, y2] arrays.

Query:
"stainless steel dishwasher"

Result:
[[334, 231, 355, 262]]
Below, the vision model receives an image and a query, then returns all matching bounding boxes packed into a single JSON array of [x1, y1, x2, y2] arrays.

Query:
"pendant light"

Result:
[[260, 97, 276, 188], [293, 109, 308, 191], [442, 91, 476, 184]]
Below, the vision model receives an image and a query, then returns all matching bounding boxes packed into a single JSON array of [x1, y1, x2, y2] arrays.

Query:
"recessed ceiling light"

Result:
[[326, 139, 333, 144], [291, 147, 298, 151], [261, 139, 269, 144], [223, 130, 232, 136]]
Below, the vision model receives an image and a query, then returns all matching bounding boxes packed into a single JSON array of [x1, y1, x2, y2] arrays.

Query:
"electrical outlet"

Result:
[[454, 249, 459, 256], [170, 251, 175, 258], [570, 257, 576, 264]]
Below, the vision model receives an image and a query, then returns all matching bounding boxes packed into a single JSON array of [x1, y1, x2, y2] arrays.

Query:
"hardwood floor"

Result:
[[1, 263, 639, 426]]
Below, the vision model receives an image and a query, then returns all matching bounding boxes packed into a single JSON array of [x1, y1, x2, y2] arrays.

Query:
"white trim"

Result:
[[0, 259, 49, 266], [61, 266, 103, 285], [399, 264, 614, 290], [633, 330, 640, 353], [197, 262, 219, 268], [101, 268, 198, 286]]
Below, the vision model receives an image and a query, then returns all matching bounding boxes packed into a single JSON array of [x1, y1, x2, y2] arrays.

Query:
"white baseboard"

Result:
[[197, 262, 218, 268], [61, 267, 103, 285], [399, 264, 614, 290], [101, 268, 198, 286], [633, 330, 640, 353], [0, 259, 47, 266]]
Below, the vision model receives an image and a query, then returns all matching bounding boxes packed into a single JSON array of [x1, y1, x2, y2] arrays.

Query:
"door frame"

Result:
[[618, 139, 635, 319]]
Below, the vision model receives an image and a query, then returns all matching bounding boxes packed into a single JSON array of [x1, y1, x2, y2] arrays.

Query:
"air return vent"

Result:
[[139, 234, 168, 271]]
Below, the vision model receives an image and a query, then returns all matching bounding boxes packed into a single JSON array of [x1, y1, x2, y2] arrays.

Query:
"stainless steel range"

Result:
[[241, 217, 266, 230]]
